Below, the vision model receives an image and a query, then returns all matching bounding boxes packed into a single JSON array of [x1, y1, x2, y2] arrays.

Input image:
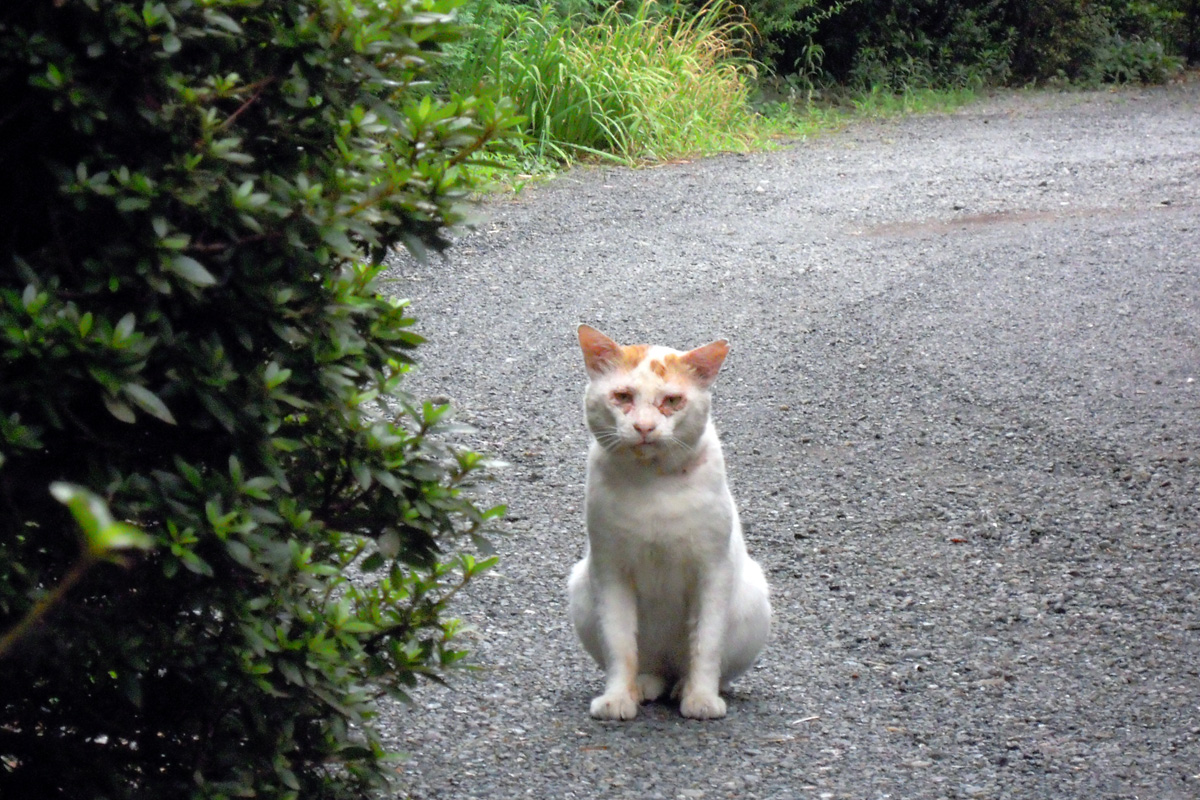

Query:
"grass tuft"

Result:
[[448, 1, 764, 165]]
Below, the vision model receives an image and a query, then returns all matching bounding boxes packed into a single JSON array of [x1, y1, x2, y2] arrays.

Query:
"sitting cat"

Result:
[[568, 325, 771, 720]]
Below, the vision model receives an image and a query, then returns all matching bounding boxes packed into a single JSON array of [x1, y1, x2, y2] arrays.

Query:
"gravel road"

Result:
[[379, 83, 1200, 800]]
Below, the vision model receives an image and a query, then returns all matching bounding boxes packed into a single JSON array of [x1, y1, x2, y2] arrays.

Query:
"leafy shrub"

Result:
[[795, 0, 1013, 89], [1097, 0, 1196, 63], [1003, 0, 1188, 83], [1003, 0, 1112, 81], [1089, 32, 1186, 83], [0, 1, 513, 798], [737, 0, 855, 74], [758, 0, 1193, 89]]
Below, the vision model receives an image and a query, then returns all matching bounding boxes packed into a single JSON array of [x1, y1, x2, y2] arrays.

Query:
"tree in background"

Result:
[[0, 1, 514, 798]]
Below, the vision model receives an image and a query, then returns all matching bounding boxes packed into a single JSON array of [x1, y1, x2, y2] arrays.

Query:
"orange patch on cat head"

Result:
[[619, 344, 650, 369], [648, 354, 698, 382]]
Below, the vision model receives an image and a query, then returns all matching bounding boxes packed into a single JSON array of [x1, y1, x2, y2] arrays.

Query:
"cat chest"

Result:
[[585, 478, 733, 554]]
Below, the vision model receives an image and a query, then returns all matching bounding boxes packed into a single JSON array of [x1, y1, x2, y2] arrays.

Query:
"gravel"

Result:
[[377, 83, 1200, 799]]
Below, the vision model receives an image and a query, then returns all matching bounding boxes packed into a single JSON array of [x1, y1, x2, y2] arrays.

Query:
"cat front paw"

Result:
[[590, 691, 639, 721], [679, 690, 727, 720]]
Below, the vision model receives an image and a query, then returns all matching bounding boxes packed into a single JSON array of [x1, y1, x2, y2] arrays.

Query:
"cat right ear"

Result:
[[681, 339, 729, 387], [578, 324, 623, 376]]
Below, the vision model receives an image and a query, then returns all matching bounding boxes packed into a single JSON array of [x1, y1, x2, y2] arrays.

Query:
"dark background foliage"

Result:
[[734, 0, 1196, 87], [458, 1, 1194, 96], [0, 1, 512, 798]]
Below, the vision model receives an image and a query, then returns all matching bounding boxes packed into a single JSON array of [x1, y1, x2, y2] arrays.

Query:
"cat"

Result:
[[568, 324, 771, 720]]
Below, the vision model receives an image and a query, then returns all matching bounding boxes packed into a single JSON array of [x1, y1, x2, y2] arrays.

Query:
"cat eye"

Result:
[[611, 390, 635, 406], [660, 394, 685, 412]]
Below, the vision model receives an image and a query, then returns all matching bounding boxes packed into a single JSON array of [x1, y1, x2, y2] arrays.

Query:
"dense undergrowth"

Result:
[[440, 0, 1196, 176]]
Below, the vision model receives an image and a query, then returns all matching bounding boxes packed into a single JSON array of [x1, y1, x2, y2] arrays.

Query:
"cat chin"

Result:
[[631, 443, 660, 460], [600, 441, 672, 467]]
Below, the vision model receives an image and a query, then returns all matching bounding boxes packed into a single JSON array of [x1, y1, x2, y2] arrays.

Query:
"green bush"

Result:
[[758, 0, 1193, 89], [737, 0, 855, 74], [1088, 31, 1186, 83], [1003, 0, 1112, 81], [783, 0, 1013, 89], [1003, 0, 1188, 82], [0, 1, 513, 798]]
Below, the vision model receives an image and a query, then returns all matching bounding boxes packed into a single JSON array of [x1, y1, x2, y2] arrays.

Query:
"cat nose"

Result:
[[633, 420, 655, 435]]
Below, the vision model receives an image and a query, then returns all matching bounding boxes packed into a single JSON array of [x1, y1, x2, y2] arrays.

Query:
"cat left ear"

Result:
[[681, 340, 729, 386], [578, 324, 623, 376]]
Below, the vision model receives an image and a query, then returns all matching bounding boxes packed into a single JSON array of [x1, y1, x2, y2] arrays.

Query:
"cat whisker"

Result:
[[664, 434, 699, 453], [592, 430, 622, 447]]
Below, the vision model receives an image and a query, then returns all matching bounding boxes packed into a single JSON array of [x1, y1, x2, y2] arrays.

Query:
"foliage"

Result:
[[1003, 0, 1113, 81], [0, 1, 513, 798], [1002, 0, 1190, 82], [445, 0, 762, 162], [786, 0, 1013, 89], [737, 0, 856, 72], [758, 0, 1193, 89], [1088, 31, 1187, 83]]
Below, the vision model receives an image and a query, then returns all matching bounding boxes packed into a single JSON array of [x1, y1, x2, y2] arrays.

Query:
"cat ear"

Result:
[[578, 324, 623, 376], [681, 340, 729, 386]]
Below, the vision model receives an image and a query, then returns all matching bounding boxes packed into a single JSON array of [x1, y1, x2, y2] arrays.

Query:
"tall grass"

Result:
[[448, 1, 763, 163]]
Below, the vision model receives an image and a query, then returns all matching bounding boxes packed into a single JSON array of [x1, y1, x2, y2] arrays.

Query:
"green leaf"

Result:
[[50, 483, 154, 560], [264, 361, 292, 390], [225, 539, 255, 569], [168, 255, 217, 287], [278, 660, 304, 687], [117, 196, 151, 211], [50, 482, 111, 539], [278, 767, 300, 792], [180, 550, 215, 577], [122, 383, 177, 424], [103, 395, 137, 424], [203, 10, 242, 34], [114, 312, 136, 344]]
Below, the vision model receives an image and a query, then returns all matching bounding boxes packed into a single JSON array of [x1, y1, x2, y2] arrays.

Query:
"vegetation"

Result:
[[0, 1, 512, 798], [752, 0, 1193, 88], [434, 0, 1194, 174], [444, 0, 767, 163]]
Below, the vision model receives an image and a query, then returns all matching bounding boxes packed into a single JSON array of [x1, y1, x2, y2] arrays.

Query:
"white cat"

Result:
[[568, 325, 771, 720]]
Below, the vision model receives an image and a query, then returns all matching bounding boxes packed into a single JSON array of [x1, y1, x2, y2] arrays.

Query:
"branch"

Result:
[[0, 555, 94, 660], [217, 77, 276, 132], [186, 231, 282, 254]]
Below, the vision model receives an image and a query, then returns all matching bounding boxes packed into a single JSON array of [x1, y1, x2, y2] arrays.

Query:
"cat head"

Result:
[[577, 324, 728, 461]]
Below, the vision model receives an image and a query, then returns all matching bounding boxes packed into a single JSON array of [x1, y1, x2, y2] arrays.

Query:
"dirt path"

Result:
[[380, 84, 1200, 800]]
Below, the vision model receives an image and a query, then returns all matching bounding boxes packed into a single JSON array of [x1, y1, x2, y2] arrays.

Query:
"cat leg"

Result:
[[719, 557, 772, 690], [568, 559, 604, 664], [588, 577, 641, 721], [679, 571, 732, 720]]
